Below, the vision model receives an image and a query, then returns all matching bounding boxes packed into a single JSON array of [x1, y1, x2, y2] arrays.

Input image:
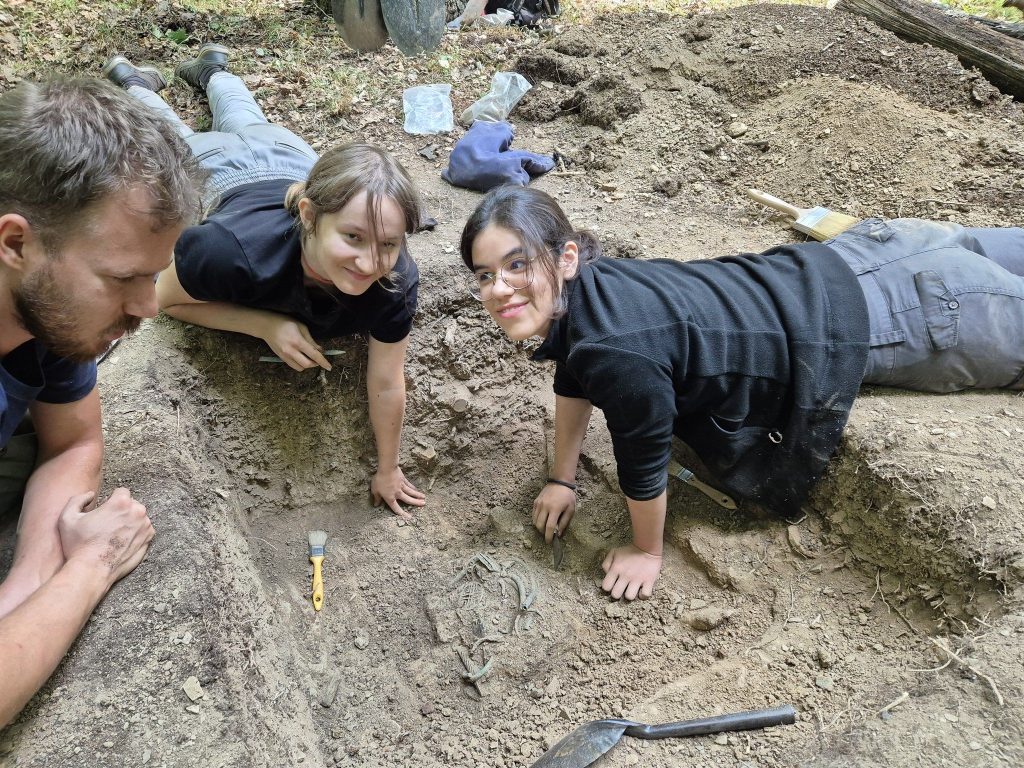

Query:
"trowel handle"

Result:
[[745, 189, 804, 219], [623, 704, 797, 740]]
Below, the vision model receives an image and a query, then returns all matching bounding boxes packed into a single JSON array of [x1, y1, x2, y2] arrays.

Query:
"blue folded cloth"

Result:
[[442, 121, 554, 192]]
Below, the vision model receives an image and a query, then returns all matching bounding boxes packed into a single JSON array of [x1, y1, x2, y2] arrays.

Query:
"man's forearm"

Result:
[[551, 396, 593, 482], [0, 443, 101, 618], [0, 557, 109, 727]]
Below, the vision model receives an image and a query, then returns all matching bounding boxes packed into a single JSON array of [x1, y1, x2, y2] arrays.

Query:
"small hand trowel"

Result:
[[531, 704, 797, 768]]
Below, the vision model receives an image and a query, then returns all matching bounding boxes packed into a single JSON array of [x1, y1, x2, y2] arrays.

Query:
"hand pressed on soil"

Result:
[[532, 483, 576, 543], [371, 467, 425, 520], [601, 544, 662, 601], [262, 317, 332, 372], [58, 488, 155, 585]]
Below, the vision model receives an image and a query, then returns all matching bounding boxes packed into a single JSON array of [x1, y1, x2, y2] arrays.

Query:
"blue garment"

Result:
[[442, 121, 554, 192], [0, 340, 96, 449]]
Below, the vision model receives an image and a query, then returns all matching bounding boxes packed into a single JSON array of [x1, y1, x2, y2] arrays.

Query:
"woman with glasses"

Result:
[[459, 185, 1024, 601]]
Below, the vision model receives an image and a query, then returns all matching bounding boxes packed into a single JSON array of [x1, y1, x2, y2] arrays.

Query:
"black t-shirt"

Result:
[[532, 243, 869, 514], [174, 179, 418, 343]]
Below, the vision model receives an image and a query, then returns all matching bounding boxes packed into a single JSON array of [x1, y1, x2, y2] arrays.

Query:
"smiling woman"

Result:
[[459, 185, 1024, 601], [96, 44, 427, 519]]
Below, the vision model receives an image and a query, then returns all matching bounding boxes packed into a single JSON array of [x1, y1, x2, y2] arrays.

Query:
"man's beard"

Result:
[[13, 264, 141, 363]]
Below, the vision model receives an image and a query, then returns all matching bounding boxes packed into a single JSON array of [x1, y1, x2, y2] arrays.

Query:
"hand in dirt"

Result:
[[262, 317, 332, 372], [370, 467, 426, 520], [532, 484, 576, 544], [58, 488, 155, 586], [601, 544, 662, 601]]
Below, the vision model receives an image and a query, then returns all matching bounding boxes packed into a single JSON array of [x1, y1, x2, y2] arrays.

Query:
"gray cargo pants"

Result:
[[129, 72, 318, 209], [829, 219, 1024, 392]]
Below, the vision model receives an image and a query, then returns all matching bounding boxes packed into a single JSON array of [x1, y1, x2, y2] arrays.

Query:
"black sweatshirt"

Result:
[[532, 242, 870, 515]]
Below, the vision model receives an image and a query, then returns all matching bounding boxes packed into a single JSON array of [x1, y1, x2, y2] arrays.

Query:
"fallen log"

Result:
[[836, 0, 1024, 99]]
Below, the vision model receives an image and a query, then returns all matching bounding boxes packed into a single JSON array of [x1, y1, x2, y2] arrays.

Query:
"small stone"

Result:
[[353, 632, 370, 650], [181, 676, 204, 702], [142, 749, 152, 764], [412, 445, 437, 463], [679, 607, 735, 631], [103, 741, 114, 748], [726, 121, 748, 138], [318, 677, 341, 708], [816, 647, 835, 669], [181, 631, 193, 645], [981, 496, 997, 510], [185, 705, 201, 715], [688, 598, 708, 610], [604, 602, 629, 618], [420, 702, 436, 716], [815, 676, 835, 691], [545, 676, 561, 696], [714, 734, 728, 745], [153, 603, 169, 614]]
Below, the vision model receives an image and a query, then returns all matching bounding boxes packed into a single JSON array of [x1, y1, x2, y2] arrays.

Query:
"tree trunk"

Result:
[[836, 0, 1024, 99]]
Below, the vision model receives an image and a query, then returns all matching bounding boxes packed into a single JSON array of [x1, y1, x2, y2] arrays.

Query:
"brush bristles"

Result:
[[794, 212, 860, 241], [308, 530, 328, 549]]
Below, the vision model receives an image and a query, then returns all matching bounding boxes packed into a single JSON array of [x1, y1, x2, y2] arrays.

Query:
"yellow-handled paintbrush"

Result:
[[308, 530, 327, 612], [746, 188, 860, 241]]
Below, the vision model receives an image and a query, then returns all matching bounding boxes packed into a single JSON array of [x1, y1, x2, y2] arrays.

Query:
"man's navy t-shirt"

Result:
[[0, 340, 97, 449], [174, 179, 418, 343]]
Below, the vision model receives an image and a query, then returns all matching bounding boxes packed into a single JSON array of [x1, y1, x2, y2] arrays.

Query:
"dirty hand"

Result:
[[58, 488, 155, 586], [262, 317, 332, 372], [532, 483, 576, 544], [371, 466, 426, 520], [601, 544, 662, 601]]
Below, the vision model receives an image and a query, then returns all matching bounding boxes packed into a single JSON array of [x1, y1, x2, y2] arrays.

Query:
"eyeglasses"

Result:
[[467, 256, 536, 301]]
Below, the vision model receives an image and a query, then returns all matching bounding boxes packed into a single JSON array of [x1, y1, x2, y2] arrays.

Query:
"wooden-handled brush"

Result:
[[309, 530, 327, 612], [746, 189, 860, 241], [668, 459, 737, 510]]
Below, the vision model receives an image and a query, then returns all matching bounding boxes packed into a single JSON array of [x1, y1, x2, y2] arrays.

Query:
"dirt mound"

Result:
[[2, 2, 1024, 768]]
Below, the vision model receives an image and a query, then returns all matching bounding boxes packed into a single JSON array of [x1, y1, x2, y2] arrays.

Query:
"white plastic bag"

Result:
[[403, 84, 454, 135], [460, 72, 532, 126]]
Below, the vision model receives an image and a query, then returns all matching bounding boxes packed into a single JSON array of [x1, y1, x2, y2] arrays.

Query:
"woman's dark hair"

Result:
[[459, 186, 600, 315]]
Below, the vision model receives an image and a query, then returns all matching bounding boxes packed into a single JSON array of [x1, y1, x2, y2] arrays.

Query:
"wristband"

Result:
[[546, 478, 577, 491]]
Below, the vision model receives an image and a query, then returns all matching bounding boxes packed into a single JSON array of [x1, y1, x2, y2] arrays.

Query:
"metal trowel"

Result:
[[531, 704, 797, 768]]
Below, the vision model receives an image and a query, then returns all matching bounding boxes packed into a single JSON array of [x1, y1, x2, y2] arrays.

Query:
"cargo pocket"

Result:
[[914, 270, 960, 350], [194, 147, 224, 163]]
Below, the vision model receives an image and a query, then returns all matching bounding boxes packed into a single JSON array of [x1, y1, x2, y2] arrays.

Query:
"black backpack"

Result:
[[484, 0, 559, 26]]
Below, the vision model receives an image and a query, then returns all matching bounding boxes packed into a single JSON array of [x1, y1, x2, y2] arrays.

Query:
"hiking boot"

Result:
[[174, 43, 231, 92], [102, 55, 167, 92]]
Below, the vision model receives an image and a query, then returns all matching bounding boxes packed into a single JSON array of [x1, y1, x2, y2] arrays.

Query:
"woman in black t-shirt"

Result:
[[157, 144, 426, 520], [459, 185, 1024, 601]]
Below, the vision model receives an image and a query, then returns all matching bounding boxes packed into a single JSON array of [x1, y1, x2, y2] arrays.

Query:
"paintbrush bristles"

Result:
[[794, 211, 860, 241], [308, 530, 328, 549]]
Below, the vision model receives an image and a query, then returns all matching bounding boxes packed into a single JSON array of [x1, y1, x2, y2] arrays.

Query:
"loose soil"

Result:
[[1, 2, 1023, 767]]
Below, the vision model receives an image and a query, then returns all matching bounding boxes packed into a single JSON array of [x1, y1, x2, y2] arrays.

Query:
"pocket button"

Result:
[[947, 300, 960, 310]]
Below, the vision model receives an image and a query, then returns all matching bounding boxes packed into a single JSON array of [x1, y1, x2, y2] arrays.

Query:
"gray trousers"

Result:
[[129, 73, 318, 208], [829, 219, 1024, 392]]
